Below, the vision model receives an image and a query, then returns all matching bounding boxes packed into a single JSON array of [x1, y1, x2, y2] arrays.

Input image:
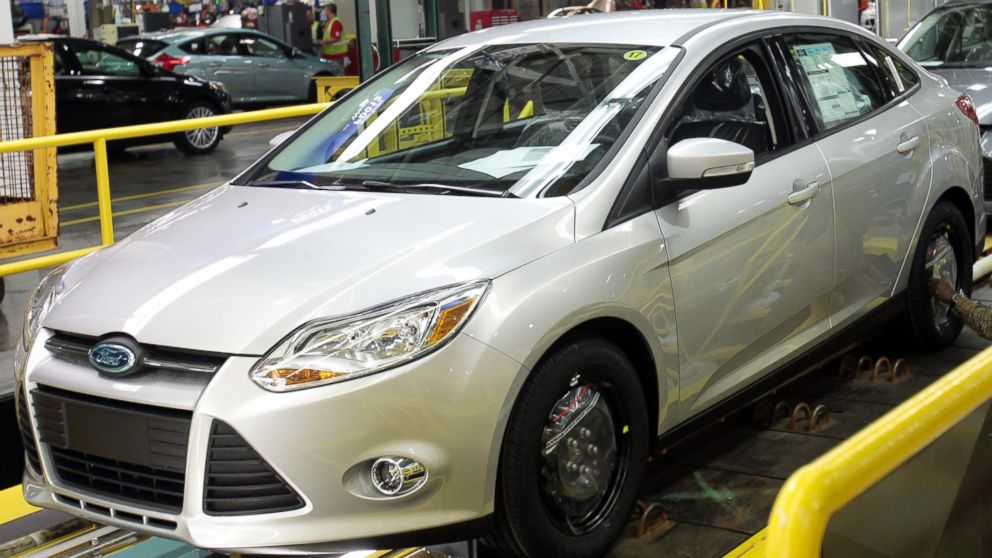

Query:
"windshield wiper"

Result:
[[360, 180, 504, 197], [245, 179, 323, 189]]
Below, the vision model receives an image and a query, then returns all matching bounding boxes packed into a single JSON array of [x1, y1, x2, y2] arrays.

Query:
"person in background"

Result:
[[307, 7, 322, 54], [318, 2, 348, 68], [930, 278, 992, 340]]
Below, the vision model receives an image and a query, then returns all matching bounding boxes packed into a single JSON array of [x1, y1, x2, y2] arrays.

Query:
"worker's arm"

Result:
[[951, 293, 992, 340]]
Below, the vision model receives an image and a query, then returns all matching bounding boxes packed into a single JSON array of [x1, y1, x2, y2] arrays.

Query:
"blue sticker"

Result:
[[322, 88, 396, 162]]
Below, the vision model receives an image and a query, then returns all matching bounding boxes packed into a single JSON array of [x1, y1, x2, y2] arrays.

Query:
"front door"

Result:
[[202, 33, 256, 104], [652, 44, 835, 416], [238, 35, 302, 102]]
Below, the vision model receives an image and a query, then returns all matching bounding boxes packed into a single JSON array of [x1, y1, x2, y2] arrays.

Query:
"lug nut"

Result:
[[580, 427, 592, 439], [587, 444, 598, 456]]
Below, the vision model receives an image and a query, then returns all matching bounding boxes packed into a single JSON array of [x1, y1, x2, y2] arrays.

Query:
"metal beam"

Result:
[[356, 0, 375, 80], [374, 0, 393, 71], [424, 0, 438, 39]]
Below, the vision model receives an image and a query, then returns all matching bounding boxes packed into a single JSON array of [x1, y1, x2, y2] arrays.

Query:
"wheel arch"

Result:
[[936, 186, 977, 250]]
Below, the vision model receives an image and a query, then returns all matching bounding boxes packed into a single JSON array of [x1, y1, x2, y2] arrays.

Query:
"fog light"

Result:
[[370, 457, 427, 496]]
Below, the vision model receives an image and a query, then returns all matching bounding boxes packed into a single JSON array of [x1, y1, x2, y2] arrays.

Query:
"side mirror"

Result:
[[269, 129, 296, 148], [290, 47, 302, 58], [665, 138, 755, 191]]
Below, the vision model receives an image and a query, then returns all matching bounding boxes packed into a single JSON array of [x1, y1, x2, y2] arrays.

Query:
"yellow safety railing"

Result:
[[766, 344, 992, 557], [0, 102, 329, 277]]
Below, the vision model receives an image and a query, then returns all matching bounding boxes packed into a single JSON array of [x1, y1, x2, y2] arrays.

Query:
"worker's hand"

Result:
[[929, 278, 956, 304]]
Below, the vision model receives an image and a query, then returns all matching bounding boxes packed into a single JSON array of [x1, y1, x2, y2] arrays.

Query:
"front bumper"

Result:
[[20, 330, 523, 553]]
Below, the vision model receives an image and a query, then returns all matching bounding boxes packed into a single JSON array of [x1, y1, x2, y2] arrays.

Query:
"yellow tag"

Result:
[[623, 50, 647, 61], [622, 425, 629, 434]]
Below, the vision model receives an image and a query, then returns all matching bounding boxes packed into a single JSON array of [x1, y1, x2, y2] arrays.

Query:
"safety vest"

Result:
[[310, 20, 320, 42], [321, 17, 348, 57]]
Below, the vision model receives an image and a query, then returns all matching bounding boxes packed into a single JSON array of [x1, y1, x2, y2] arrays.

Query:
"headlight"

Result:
[[22, 265, 68, 353], [251, 281, 489, 392]]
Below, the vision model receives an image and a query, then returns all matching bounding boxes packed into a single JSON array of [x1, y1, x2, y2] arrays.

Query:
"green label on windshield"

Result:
[[623, 50, 647, 61]]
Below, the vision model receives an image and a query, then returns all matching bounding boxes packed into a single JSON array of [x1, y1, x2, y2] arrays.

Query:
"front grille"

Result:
[[31, 386, 191, 513], [45, 332, 228, 375], [984, 158, 992, 203], [15, 383, 42, 473], [204, 421, 304, 516]]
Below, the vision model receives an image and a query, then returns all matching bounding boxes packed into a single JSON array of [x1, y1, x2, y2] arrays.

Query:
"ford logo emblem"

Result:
[[88, 342, 137, 376]]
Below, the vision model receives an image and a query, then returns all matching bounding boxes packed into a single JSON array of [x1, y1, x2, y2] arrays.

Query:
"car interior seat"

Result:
[[670, 58, 771, 155]]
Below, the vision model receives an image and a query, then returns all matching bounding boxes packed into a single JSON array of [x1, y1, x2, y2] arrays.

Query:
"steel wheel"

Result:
[[539, 382, 625, 535], [926, 226, 958, 328], [183, 105, 219, 150]]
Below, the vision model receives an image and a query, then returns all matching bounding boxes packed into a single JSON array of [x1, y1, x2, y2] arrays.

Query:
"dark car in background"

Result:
[[23, 35, 233, 154], [898, 0, 992, 214]]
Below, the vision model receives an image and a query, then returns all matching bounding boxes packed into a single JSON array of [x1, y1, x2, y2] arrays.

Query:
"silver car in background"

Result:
[[118, 28, 341, 106], [17, 9, 983, 558], [899, 0, 992, 214]]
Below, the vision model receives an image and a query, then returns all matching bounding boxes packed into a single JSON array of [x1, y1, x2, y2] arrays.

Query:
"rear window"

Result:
[[117, 39, 167, 58]]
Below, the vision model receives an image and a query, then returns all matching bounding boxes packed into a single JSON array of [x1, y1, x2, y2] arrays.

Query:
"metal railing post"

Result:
[[92, 138, 115, 246]]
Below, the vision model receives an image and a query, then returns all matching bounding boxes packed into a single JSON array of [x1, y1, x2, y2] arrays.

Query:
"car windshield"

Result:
[[900, 4, 992, 68], [245, 43, 678, 197]]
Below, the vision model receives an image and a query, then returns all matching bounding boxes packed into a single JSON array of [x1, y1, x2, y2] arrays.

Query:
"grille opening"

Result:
[[32, 386, 191, 513], [54, 493, 80, 508], [115, 510, 143, 524], [86, 503, 111, 517], [45, 331, 228, 375], [15, 384, 42, 473], [204, 421, 304, 516], [147, 517, 178, 530]]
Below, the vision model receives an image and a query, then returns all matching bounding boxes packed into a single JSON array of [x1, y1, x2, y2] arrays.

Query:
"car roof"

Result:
[[140, 27, 266, 43], [430, 9, 851, 50]]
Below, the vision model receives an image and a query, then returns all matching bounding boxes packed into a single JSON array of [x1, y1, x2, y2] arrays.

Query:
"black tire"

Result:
[[173, 101, 222, 155], [905, 200, 973, 351], [485, 338, 649, 558]]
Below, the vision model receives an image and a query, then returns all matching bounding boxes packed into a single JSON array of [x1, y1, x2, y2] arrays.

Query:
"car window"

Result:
[[118, 38, 168, 58], [239, 36, 285, 58], [782, 34, 886, 132], [860, 40, 920, 98], [205, 34, 240, 56], [73, 46, 142, 77], [179, 39, 206, 55], [667, 50, 785, 159], [901, 4, 992, 68]]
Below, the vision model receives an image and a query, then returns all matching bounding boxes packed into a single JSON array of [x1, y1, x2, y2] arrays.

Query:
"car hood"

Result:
[[44, 185, 574, 355], [930, 68, 992, 124]]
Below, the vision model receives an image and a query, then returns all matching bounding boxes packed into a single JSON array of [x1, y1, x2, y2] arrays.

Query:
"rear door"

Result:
[[200, 32, 255, 104], [776, 32, 932, 327], [652, 41, 835, 416], [238, 35, 303, 102]]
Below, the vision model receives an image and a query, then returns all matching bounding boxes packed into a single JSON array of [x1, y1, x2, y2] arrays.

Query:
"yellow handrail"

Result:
[[0, 103, 329, 154], [0, 102, 330, 277], [766, 344, 992, 557]]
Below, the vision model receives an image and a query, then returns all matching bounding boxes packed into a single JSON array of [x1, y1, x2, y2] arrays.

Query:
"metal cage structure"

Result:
[[0, 42, 57, 259]]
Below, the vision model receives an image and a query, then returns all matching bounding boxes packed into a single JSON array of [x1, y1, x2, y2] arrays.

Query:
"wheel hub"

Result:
[[185, 106, 219, 149], [540, 384, 619, 533], [927, 228, 958, 328]]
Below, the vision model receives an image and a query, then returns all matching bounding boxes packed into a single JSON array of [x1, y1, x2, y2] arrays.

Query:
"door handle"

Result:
[[207, 61, 221, 67], [256, 62, 269, 68], [896, 135, 920, 154], [788, 180, 820, 205]]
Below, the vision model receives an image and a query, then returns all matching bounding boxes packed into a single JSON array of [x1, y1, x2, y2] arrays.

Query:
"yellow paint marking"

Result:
[[62, 200, 193, 227], [722, 527, 767, 558], [61, 181, 225, 212], [0, 485, 38, 524]]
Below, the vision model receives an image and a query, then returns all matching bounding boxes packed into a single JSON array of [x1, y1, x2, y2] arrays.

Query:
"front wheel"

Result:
[[486, 338, 649, 558], [905, 200, 973, 350], [173, 102, 222, 155]]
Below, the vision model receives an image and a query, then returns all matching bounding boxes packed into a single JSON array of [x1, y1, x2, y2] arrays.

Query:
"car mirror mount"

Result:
[[655, 137, 755, 192]]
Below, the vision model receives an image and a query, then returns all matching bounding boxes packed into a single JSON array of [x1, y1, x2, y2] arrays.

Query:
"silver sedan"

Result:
[[18, 9, 983, 558]]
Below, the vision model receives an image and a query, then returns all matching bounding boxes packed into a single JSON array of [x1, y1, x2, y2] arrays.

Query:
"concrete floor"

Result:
[[0, 117, 308, 396]]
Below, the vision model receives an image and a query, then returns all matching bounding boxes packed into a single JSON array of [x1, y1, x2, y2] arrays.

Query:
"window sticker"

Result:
[[623, 50, 647, 61], [884, 56, 905, 93], [792, 43, 863, 125]]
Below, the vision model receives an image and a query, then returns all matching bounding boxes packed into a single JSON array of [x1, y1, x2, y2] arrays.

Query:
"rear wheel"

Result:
[[905, 200, 973, 350], [173, 102, 221, 155], [486, 338, 649, 558]]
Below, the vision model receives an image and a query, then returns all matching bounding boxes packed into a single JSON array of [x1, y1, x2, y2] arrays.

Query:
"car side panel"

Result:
[[462, 211, 679, 437]]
